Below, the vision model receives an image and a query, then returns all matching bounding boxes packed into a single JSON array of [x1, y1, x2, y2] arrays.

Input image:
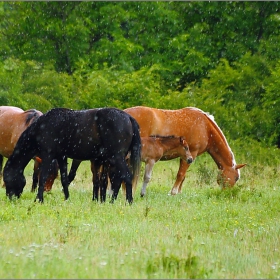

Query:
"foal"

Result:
[[139, 135, 193, 196]]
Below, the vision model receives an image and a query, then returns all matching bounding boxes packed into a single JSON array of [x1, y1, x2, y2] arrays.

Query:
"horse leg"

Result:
[[68, 159, 82, 184], [44, 159, 59, 192], [57, 157, 69, 200], [35, 157, 56, 202], [109, 172, 122, 204], [91, 160, 100, 202], [177, 153, 197, 193], [123, 169, 133, 204], [0, 154, 3, 186], [170, 159, 190, 195], [110, 159, 133, 204], [140, 160, 155, 197], [31, 158, 40, 192], [178, 177, 186, 193], [100, 164, 109, 203], [109, 164, 122, 203]]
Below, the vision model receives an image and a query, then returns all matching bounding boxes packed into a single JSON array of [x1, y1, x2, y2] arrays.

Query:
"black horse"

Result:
[[4, 107, 142, 204]]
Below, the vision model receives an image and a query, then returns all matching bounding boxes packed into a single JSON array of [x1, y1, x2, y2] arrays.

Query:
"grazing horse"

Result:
[[4, 107, 141, 204], [0, 106, 57, 192], [139, 135, 193, 197], [124, 106, 246, 195]]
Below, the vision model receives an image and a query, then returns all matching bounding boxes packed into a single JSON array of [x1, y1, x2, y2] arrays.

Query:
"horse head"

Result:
[[4, 171, 26, 199], [179, 137, 193, 164], [4, 162, 26, 199], [217, 163, 246, 187]]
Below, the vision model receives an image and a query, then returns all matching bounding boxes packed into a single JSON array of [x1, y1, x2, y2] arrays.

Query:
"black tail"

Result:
[[128, 116, 142, 194]]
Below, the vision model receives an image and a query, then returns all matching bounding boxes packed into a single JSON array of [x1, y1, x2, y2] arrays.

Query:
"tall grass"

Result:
[[0, 140, 280, 278]]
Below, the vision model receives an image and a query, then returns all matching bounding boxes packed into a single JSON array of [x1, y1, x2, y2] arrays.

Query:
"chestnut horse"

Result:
[[139, 135, 193, 196], [0, 106, 57, 192], [124, 106, 246, 195]]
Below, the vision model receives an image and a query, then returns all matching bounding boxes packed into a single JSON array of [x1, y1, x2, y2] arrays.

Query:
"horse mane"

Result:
[[24, 109, 42, 126], [203, 111, 236, 166]]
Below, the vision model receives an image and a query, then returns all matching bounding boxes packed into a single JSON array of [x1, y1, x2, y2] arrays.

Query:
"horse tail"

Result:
[[129, 116, 142, 194]]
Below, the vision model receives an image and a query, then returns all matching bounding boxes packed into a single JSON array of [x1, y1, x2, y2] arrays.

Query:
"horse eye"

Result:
[[185, 147, 189, 151]]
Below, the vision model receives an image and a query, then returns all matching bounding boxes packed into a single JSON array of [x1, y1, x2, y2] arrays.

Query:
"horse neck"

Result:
[[206, 118, 236, 170], [10, 129, 36, 171], [9, 148, 34, 173]]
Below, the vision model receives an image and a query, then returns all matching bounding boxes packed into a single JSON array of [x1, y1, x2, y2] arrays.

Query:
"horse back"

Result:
[[0, 106, 42, 158], [95, 108, 135, 155], [125, 106, 210, 154], [32, 108, 136, 160], [124, 106, 164, 137]]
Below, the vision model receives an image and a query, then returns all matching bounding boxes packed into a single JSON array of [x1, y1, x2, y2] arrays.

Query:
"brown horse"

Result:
[[0, 106, 57, 192], [139, 135, 193, 196], [124, 106, 246, 195]]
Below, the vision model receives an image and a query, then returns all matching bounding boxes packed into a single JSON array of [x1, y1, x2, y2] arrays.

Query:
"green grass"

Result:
[[0, 141, 280, 278]]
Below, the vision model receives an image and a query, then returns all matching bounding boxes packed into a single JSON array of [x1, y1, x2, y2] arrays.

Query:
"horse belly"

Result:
[[64, 140, 100, 160]]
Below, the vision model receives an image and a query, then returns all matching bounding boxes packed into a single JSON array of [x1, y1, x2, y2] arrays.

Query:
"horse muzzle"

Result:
[[186, 157, 193, 164], [6, 190, 21, 200]]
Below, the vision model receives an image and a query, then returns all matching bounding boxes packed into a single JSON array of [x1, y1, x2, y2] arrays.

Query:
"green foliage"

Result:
[[21, 61, 74, 110], [262, 61, 280, 146], [176, 55, 273, 143], [0, 2, 279, 146], [0, 58, 74, 112], [0, 58, 26, 108], [73, 63, 163, 109]]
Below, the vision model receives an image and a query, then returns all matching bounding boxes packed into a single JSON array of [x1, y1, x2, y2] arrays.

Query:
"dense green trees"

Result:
[[0, 2, 279, 147]]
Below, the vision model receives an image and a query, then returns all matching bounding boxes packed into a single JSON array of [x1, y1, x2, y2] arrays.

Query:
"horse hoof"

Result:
[[169, 189, 178, 195], [140, 193, 145, 197]]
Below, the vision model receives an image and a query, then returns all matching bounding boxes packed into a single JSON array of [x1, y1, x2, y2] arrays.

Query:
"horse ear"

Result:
[[180, 137, 186, 145], [35, 156, 42, 163], [236, 163, 246, 169]]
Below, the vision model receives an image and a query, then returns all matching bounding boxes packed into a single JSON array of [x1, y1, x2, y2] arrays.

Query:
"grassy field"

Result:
[[0, 140, 280, 279]]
